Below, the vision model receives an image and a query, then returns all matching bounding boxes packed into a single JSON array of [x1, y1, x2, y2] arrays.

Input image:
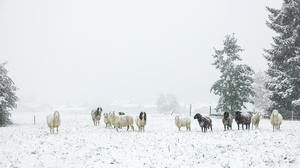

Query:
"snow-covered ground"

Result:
[[1, 111, 300, 168]]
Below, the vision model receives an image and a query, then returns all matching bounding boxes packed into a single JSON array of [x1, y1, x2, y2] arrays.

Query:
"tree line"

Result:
[[211, 0, 300, 119]]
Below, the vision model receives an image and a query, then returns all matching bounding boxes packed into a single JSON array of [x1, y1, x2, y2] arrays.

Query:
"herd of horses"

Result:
[[46, 107, 283, 134]]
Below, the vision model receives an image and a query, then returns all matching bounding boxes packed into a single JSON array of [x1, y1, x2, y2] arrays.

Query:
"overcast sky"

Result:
[[0, 0, 282, 107]]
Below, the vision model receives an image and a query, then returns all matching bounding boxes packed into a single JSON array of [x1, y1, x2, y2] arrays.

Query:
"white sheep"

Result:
[[103, 112, 112, 128], [47, 111, 61, 134], [135, 112, 147, 132], [175, 116, 191, 131], [111, 112, 134, 131], [251, 112, 261, 129], [270, 110, 283, 131]]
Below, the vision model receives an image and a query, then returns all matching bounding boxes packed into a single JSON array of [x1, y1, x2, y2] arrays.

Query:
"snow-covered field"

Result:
[[1, 111, 300, 168]]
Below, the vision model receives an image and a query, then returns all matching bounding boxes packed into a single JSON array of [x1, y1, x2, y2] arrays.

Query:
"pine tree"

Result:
[[0, 62, 18, 126], [211, 34, 254, 114], [265, 0, 300, 119]]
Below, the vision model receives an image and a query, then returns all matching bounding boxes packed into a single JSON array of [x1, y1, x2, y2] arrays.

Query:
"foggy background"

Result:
[[0, 0, 281, 113]]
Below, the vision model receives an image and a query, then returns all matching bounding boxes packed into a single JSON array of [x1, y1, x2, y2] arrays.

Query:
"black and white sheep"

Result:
[[235, 111, 251, 130], [193, 113, 212, 132], [91, 107, 102, 126], [222, 112, 233, 131], [135, 112, 147, 132]]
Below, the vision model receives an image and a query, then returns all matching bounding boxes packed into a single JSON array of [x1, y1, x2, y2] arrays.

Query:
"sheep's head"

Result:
[[139, 112, 143, 120], [235, 111, 242, 121], [104, 113, 109, 119], [224, 112, 229, 119], [139, 112, 146, 120], [272, 110, 279, 116], [193, 113, 202, 120], [256, 112, 261, 117]]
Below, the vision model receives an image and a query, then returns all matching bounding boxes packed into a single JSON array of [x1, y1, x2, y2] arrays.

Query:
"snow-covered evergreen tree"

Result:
[[265, 0, 300, 119], [253, 71, 271, 114], [0, 62, 18, 126], [211, 34, 254, 114]]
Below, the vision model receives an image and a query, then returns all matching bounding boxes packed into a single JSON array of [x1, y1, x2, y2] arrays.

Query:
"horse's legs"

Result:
[[131, 125, 134, 131]]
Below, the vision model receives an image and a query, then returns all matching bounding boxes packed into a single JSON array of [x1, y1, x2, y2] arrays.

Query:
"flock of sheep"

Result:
[[174, 110, 283, 132], [46, 107, 283, 134]]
